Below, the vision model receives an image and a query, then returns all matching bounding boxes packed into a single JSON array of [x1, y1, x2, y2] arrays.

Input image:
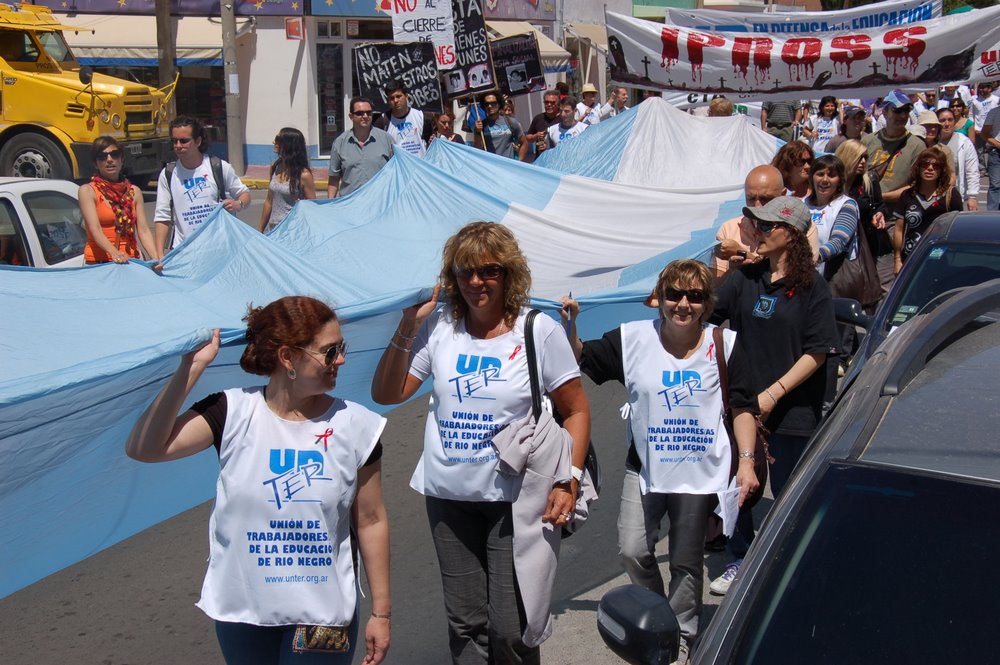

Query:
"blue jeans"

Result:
[[425, 496, 536, 665], [215, 614, 358, 665], [617, 469, 716, 641], [988, 149, 1000, 211]]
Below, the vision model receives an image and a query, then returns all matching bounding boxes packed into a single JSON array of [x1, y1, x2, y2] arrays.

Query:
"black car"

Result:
[[599, 279, 1000, 665], [839, 210, 1000, 386]]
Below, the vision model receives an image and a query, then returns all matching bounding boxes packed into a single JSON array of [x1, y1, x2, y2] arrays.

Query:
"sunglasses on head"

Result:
[[452, 264, 506, 281], [99, 149, 122, 160], [296, 341, 348, 367], [662, 287, 707, 304]]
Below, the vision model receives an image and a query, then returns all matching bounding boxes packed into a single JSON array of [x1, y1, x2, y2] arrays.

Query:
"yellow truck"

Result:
[[0, 3, 173, 181]]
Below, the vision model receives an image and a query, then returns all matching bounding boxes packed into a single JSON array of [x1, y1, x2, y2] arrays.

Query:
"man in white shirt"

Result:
[[374, 80, 434, 158], [548, 97, 588, 147], [937, 107, 980, 211], [153, 115, 250, 252], [971, 82, 999, 168], [599, 86, 630, 120]]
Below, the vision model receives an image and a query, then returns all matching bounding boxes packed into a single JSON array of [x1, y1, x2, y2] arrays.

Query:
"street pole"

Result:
[[155, 0, 176, 118], [220, 2, 245, 174]]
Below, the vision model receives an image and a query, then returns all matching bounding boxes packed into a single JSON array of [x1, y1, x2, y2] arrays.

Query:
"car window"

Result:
[[22, 190, 86, 265], [35, 31, 74, 63], [730, 463, 999, 664], [0, 197, 29, 266], [0, 30, 39, 63], [889, 243, 1000, 328]]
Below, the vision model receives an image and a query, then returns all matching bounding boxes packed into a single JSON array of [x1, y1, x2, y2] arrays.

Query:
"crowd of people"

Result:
[[78, 78, 994, 665]]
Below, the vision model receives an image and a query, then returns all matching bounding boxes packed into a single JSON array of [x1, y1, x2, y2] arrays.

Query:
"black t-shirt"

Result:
[[579, 325, 758, 469], [190, 392, 383, 466], [710, 262, 838, 436], [527, 112, 560, 136], [894, 187, 963, 260]]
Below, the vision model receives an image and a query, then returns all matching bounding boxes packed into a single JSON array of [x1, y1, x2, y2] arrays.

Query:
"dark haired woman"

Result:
[[259, 127, 316, 233], [893, 146, 962, 273], [371, 221, 590, 664], [79, 136, 159, 263], [806, 154, 860, 281], [771, 141, 814, 198], [802, 95, 840, 154], [126, 296, 390, 665], [560, 260, 760, 661], [708, 196, 838, 594], [428, 111, 465, 145], [949, 98, 975, 142]]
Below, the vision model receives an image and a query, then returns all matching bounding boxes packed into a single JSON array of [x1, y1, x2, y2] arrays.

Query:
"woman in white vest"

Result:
[[560, 260, 760, 659], [371, 221, 590, 665], [125, 296, 390, 665]]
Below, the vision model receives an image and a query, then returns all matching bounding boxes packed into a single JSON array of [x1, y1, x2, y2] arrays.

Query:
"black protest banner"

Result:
[[443, 0, 495, 100], [353, 41, 444, 114], [489, 33, 545, 98]]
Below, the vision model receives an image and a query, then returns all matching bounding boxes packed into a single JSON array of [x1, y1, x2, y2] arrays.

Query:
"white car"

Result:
[[0, 177, 85, 268]]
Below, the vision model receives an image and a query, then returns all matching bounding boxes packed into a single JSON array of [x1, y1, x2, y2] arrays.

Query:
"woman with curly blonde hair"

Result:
[[372, 220, 590, 664]]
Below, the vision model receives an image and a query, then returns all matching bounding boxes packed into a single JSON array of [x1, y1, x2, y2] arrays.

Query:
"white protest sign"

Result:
[[391, 0, 457, 70], [667, 0, 942, 34], [606, 7, 1000, 102]]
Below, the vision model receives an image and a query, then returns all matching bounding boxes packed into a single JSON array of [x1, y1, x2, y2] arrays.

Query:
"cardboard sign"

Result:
[[354, 41, 444, 114], [490, 33, 545, 97], [606, 7, 1000, 101], [667, 0, 942, 34], [444, 0, 495, 99], [390, 0, 457, 70]]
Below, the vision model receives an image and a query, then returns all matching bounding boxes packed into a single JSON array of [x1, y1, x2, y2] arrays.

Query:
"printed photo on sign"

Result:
[[446, 0, 496, 100], [445, 69, 467, 94], [489, 32, 546, 97], [506, 64, 528, 91]]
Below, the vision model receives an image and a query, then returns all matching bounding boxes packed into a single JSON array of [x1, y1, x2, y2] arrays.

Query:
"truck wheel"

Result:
[[0, 134, 73, 180]]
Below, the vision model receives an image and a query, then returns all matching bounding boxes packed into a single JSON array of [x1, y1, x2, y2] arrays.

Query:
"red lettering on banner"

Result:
[[686, 32, 725, 82], [437, 44, 455, 66], [732, 37, 774, 84], [781, 37, 822, 82], [661, 27, 679, 69], [393, 0, 416, 11], [884, 26, 927, 77], [983, 51, 998, 64], [830, 34, 872, 78]]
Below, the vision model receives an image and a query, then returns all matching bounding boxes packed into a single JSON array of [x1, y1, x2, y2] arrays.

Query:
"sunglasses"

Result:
[[889, 106, 912, 114], [296, 341, 348, 367], [172, 137, 194, 145], [483, 101, 500, 107], [920, 161, 942, 171], [755, 220, 786, 234], [796, 156, 812, 166], [352, 109, 373, 116], [99, 149, 122, 161], [662, 287, 707, 304], [452, 264, 506, 281]]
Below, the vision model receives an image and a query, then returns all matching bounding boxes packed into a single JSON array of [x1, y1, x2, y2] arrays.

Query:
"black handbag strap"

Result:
[[525, 309, 542, 420]]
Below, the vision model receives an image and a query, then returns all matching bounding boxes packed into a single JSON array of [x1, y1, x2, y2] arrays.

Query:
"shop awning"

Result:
[[486, 20, 571, 73], [564, 22, 608, 56], [63, 15, 250, 67]]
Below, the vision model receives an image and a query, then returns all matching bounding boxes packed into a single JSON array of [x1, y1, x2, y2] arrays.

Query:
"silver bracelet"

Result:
[[388, 340, 411, 352], [738, 451, 756, 460], [765, 388, 778, 404], [394, 329, 417, 341]]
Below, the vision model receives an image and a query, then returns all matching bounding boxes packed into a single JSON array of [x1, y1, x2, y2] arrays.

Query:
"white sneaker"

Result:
[[709, 559, 742, 596]]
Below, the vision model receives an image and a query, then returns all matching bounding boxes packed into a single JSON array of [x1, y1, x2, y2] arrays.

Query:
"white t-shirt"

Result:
[[576, 101, 602, 126], [196, 387, 385, 626], [972, 93, 1000, 132], [386, 107, 427, 157], [621, 320, 734, 495], [547, 122, 588, 147], [153, 155, 248, 248], [407, 307, 580, 502], [809, 115, 840, 153]]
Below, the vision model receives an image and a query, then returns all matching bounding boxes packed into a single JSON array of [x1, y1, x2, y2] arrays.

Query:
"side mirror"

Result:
[[79, 66, 93, 85], [833, 297, 873, 330], [597, 585, 680, 665]]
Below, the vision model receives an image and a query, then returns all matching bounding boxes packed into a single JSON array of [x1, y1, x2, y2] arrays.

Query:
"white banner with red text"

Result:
[[666, 0, 942, 34], [606, 8, 1000, 101], [391, 0, 457, 70]]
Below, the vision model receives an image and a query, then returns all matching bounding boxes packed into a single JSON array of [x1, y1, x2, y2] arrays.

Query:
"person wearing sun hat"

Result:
[[576, 83, 603, 126], [917, 110, 957, 174]]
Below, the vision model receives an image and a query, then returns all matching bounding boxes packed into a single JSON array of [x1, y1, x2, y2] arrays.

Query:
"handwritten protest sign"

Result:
[[490, 33, 545, 97], [390, 0, 457, 70], [444, 0, 495, 99], [354, 41, 444, 113]]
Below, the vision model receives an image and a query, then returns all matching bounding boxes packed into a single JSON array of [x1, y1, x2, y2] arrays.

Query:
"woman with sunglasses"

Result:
[[371, 221, 590, 665], [259, 127, 315, 233], [950, 98, 976, 143], [771, 141, 814, 199], [126, 296, 391, 665], [79, 136, 159, 264], [559, 260, 760, 661], [892, 146, 962, 273]]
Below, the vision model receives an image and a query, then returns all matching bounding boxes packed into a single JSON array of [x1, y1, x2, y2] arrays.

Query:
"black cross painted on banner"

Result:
[[641, 55, 652, 78], [869, 62, 881, 76], [719, 76, 726, 89], [773, 79, 782, 89]]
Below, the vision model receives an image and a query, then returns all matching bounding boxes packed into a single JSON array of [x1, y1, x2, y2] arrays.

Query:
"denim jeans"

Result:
[[215, 613, 358, 665], [617, 469, 717, 641], [988, 148, 1000, 211], [425, 496, 537, 665]]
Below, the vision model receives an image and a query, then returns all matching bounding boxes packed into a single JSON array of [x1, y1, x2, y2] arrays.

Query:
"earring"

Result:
[[287, 368, 297, 380]]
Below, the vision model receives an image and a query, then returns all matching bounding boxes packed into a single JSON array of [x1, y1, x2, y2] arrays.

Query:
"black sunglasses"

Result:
[[452, 264, 506, 281], [172, 137, 194, 145], [99, 149, 122, 160], [352, 109, 373, 116], [296, 341, 348, 366], [662, 287, 707, 304], [755, 220, 788, 234]]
